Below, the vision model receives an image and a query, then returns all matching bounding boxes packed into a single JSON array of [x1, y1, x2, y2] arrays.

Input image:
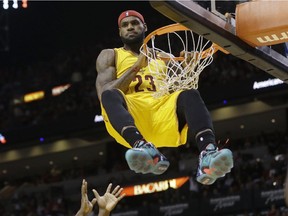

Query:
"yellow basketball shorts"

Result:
[[101, 90, 188, 149]]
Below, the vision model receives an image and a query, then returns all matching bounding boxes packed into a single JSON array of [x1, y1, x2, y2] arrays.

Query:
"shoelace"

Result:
[[133, 139, 146, 148], [203, 148, 217, 158]]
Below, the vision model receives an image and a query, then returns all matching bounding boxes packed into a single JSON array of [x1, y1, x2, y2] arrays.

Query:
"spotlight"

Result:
[[0, 133, 7, 144], [12, 0, 18, 9], [22, 0, 27, 8], [3, 0, 9, 9]]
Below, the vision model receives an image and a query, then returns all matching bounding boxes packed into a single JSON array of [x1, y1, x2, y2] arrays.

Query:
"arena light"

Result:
[[2, 0, 28, 9], [22, 0, 27, 8], [12, 96, 23, 105], [23, 90, 45, 103], [0, 133, 7, 144], [12, 0, 18, 9], [51, 84, 71, 96], [3, 0, 9, 9]]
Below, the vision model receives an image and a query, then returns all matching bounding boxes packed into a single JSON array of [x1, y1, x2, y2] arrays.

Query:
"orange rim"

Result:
[[142, 23, 229, 60], [143, 23, 190, 45]]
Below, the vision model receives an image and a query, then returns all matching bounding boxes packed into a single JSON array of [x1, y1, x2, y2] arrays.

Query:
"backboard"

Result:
[[149, 0, 288, 84]]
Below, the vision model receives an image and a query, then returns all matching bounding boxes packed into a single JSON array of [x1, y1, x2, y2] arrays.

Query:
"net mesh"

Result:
[[140, 26, 216, 98]]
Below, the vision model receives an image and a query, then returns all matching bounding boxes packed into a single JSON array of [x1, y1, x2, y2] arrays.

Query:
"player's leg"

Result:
[[101, 89, 142, 145], [177, 89, 233, 185], [101, 89, 169, 175]]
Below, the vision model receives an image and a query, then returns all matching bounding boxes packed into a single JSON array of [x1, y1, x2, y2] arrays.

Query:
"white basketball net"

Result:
[[140, 26, 216, 98]]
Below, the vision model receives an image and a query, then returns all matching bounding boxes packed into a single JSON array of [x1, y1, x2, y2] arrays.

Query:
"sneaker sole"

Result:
[[125, 149, 170, 175], [197, 149, 233, 185], [152, 160, 170, 175]]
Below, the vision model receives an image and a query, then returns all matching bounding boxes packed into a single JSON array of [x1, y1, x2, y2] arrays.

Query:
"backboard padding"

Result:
[[150, 0, 288, 83]]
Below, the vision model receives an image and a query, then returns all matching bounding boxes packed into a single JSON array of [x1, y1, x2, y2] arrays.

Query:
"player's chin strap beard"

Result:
[[120, 32, 145, 45]]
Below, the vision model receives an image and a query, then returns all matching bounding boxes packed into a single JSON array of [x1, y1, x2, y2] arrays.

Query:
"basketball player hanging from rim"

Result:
[[96, 10, 234, 185]]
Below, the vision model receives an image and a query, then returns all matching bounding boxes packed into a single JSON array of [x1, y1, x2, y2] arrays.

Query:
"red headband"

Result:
[[118, 10, 145, 27]]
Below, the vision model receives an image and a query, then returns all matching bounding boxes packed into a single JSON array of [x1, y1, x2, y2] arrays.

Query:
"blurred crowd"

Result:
[[0, 130, 287, 215]]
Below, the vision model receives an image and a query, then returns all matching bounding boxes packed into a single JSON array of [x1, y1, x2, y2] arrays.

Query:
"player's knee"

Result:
[[101, 89, 115, 106], [182, 89, 201, 99], [101, 89, 123, 107]]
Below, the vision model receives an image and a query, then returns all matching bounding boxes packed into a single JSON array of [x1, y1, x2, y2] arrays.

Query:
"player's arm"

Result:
[[75, 179, 97, 216], [93, 183, 126, 216], [95, 49, 147, 101]]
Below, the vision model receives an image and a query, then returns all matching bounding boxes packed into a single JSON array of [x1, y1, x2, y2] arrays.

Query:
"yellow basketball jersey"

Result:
[[101, 47, 188, 149], [115, 47, 165, 96]]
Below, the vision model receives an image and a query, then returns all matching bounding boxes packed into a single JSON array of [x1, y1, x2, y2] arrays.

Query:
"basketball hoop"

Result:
[[140, 23, 229, 98]]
